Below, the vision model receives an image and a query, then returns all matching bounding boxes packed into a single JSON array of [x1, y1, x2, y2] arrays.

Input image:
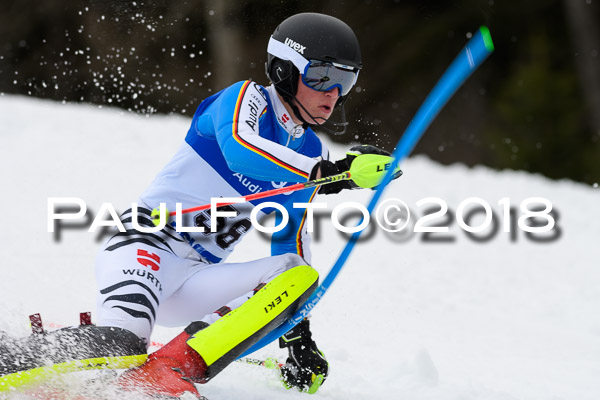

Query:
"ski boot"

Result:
[[117, 322, 209, 399]]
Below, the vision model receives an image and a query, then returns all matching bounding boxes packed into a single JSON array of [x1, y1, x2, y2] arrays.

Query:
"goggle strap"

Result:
[[267, 37, 309, 72]]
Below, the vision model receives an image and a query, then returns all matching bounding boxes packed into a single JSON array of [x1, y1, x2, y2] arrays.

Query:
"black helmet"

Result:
[[266, 13, 362, 134]]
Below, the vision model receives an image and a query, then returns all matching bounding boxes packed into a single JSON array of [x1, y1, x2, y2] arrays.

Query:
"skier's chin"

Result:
[[307, 113, 331, 126]]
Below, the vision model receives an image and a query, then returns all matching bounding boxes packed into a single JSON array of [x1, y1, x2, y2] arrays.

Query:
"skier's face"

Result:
[[293, 76, 340, 125]]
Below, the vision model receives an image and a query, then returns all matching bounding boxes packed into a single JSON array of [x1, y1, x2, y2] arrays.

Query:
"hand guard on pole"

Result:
[[279, 319, 329, 394]]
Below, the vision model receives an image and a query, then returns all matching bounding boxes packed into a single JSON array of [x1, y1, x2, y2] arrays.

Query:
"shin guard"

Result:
[[186, 264, 318, 382]]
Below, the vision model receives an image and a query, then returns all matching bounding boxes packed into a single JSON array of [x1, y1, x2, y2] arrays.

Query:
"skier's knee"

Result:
[[282, 253, 309, 268], [266, 253, 314, 280]]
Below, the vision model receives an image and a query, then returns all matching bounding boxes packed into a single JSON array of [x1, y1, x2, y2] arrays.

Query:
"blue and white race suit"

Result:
[[96, 81, 329, 343]]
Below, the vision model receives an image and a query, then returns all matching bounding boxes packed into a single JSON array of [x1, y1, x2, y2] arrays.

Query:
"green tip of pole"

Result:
[[479, 26, 494, 52]]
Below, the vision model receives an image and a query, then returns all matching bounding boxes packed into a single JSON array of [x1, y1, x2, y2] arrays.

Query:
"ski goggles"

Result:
[[301, 60, 359, 96], [267, 37, 360, 97]]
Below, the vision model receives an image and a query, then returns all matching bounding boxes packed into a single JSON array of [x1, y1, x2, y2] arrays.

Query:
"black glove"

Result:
[[312, 144, 401, 195], [335, 144, 393, 172], [279, 319, 329, 393], [310, 159, 353, 195]]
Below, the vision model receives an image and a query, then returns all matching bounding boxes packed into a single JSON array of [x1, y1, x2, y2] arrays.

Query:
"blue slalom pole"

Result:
[[240, 26, 495, 357]]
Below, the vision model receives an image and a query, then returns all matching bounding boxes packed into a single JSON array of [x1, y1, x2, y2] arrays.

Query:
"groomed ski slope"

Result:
[[0, 95, 599, 400]]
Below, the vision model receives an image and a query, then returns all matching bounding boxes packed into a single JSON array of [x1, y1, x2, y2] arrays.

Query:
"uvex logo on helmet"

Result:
[[284, 37, 306, 54]]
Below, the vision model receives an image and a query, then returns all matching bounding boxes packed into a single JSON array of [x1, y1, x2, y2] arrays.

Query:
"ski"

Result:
[[1, 314, 215, 399], [0, 315, 147, 395]]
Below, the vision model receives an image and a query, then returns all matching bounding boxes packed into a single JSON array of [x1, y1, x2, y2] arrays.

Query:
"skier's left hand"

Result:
[[316, 144, 402, 195], [335, 144, 393, 172], [280, 344, 329, 394], [279, 319, 329, 393]]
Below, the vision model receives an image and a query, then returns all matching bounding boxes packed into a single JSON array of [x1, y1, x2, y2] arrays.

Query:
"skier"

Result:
[[0, 12, 399, 399], [98, 12, 402, 398]]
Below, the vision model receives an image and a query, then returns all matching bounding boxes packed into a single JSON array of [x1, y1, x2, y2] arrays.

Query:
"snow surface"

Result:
[[0, 94, 599, 399]]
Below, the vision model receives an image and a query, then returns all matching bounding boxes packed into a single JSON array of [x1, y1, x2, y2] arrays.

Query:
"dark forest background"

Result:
[[1, 0, 599, 185]]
